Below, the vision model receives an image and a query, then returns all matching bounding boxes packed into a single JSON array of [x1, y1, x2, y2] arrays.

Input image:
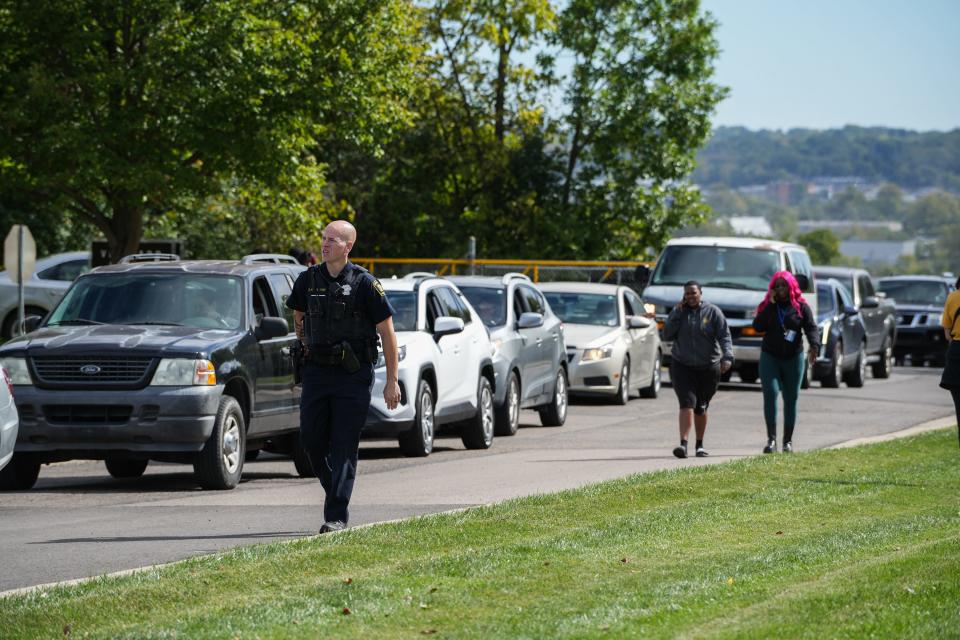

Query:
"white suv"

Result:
[[365, 276, 497, 456]]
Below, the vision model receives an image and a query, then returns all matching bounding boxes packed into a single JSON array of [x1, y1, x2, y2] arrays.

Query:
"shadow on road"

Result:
[[32, 531, 307, 544]]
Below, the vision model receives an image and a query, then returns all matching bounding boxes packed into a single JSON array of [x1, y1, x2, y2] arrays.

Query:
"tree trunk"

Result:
[[107, 203, 145, 263]]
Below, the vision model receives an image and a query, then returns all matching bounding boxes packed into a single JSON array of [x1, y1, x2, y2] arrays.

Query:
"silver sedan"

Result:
[[539, 282, 662, 404]]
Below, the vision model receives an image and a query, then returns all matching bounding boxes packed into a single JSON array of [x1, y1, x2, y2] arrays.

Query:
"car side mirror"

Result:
[[517, 312, 544, 329], [843, 305, 859, 317], [861, 296, 880, 309], [635, 265, 651, 290], [433, 316, 465, 341], [794, 273, 810, 291], [256, 317, 289, 340], [628, 315, 651, 329], [23, 316, 43, 333]]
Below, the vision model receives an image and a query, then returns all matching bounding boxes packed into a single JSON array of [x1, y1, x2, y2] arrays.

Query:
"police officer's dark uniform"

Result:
[[286, 260, 394, 527]]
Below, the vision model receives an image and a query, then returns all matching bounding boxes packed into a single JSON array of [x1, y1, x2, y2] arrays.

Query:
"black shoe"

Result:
[[783, 441, 793, 453], [762, 439, 776, 454], [695, 447, 709, 457], [672, 444, 688, 459], [319, 520, 346, 534]]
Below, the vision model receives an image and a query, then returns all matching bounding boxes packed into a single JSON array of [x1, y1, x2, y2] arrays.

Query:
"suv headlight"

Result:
[[819, 320, 831, 345], [376, 345, 407, 369], [925, 313, 942, 326], [0, 357, 31, 384], [151, 359, 217, 386], [581, 345, 614, 362]]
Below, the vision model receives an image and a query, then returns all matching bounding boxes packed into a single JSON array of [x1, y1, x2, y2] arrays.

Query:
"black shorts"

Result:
[[670, 361, 721, 415]]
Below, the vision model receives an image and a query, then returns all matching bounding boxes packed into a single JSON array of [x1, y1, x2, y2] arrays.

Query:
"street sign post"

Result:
[[3, 225, 37, 336]]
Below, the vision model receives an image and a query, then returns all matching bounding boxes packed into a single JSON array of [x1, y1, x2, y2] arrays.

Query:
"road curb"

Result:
[[828, 416, 956, 449], [3, 415, 956, 600]]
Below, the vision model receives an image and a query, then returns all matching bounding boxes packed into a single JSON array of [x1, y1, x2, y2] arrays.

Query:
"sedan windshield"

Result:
[[543, 292, 618, 327], [651, 246, 780, 291], [47, 274, 244, 330], [457, 286, 506, 327], [877, 280, 950, 306], [385, 291, 417, 332]]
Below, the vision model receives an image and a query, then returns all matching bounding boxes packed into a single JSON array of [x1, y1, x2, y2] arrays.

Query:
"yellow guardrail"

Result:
[[352, 257, 653, 283]]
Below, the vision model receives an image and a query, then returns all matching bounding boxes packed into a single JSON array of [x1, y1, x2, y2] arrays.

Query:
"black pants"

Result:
[[941, 341, 960, 447], [670, 360, 720, 415], [299, 363, 374, 523]]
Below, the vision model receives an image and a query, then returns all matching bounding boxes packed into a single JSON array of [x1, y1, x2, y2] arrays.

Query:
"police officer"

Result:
[[286, 220, 401, 533]]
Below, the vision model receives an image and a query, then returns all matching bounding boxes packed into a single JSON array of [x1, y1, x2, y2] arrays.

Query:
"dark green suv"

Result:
[[0, 256, 311, 490]]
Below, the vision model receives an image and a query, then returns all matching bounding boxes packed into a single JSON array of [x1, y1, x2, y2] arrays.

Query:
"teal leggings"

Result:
[[759, 351, 805, 442]]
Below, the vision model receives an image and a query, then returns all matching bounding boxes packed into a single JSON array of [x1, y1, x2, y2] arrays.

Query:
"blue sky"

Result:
[[701, 0, 960, 131]]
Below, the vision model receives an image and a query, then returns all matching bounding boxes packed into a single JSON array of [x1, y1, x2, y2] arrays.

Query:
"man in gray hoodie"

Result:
[[662, 281, 733, 458]]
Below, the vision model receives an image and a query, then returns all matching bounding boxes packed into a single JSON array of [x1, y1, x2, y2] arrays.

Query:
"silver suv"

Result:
[[449, 274, 568, 435]]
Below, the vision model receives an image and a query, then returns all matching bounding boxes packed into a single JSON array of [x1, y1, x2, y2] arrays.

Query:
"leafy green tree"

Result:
[[0, 0, 421, 262], [797, 229, 841, 265], [338, 0, 725, 260], [549, 0, 726, 258]]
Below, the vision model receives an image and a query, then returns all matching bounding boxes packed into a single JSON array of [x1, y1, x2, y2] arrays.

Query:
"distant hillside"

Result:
[[693, 126, 960, 191]]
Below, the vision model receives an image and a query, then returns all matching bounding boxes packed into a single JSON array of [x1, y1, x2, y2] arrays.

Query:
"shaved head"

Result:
[[326, 220, 356, 244]]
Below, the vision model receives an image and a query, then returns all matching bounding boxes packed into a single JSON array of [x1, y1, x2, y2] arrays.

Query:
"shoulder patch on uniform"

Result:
[[373, 279, 386, 297]]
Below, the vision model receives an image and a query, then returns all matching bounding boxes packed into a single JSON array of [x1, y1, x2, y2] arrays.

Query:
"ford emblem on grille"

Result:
[[80, 364, 102, 375]]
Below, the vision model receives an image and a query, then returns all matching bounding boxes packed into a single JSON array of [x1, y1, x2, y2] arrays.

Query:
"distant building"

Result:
[[839, 240, 915, 267], [797, 220, 903, 234], [728, 216, 774, 237]]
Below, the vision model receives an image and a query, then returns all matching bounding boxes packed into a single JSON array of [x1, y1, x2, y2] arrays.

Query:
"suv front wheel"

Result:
[[194, 395, 246, 489], [461, 376, 494, 449]]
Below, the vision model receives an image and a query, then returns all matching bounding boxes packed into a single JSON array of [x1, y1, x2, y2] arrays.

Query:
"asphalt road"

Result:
[[0, 365, 954, 593]]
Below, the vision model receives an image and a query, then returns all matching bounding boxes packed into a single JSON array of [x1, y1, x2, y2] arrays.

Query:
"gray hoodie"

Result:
[[662, 301, 734, 369]]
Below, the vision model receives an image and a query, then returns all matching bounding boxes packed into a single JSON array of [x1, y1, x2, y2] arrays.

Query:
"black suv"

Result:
[[0, 257, 310, 490]]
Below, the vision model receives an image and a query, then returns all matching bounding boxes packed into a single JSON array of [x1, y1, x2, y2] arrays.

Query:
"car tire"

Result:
[[292, 433, 314, 477], [613, 358, 630, 405], [539, 368, 568, 427], [193, 395, 245, 490], [0, 454, 41, 490], [2, 305, 47, 340], [105, 458, 148, 479], [639, 351, 661, 399], [821, 341, 843, 388], [739, 365, 759, 384], [399, 379, 435, 457], [461, 376, 494, 450], [871, 336, 894, 379], [844, 343, 867, 388], [493, 371, 520, 437]]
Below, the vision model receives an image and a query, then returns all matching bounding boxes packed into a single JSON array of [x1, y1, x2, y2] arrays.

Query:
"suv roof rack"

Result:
[[240, 253, 301, 265], [501, 272, 531, 285], [119, 253, 180, 264]]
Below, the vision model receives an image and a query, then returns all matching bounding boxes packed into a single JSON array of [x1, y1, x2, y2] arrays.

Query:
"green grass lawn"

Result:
[[3, 429, 959, 639]]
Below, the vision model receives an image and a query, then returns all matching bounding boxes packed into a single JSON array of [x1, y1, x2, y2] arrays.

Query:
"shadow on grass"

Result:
[[800, 477, 923, 488]]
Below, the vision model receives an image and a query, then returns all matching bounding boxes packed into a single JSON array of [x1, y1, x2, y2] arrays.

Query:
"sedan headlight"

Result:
[[581, 345, 614, 362], [0, 357, 31, 385], [151, 359, 217, 386], [376, 345, 407, 369], [819, 320, 831, 345]]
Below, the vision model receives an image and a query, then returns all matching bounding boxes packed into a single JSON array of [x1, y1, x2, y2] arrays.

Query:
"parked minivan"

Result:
[[638, 237, 817, 384]]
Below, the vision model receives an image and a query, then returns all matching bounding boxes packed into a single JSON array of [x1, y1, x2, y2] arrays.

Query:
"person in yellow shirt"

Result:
[[940, 276, 960, 447]]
